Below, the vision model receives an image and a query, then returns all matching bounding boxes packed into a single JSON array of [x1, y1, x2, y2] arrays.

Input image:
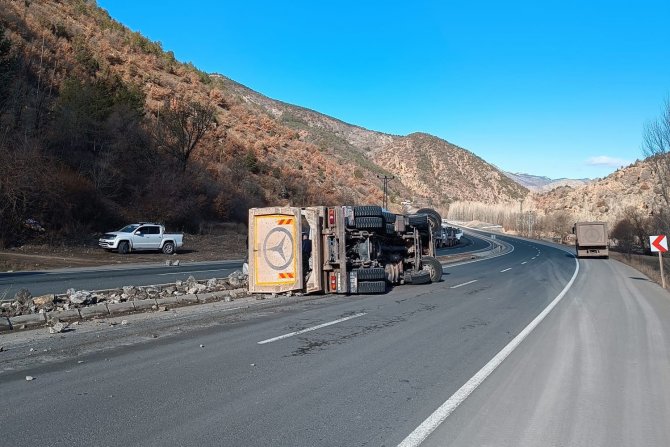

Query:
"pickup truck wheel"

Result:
[[421, 256, 443, 282], [118, 241, 129, 255], [162, 242, 175, 254]]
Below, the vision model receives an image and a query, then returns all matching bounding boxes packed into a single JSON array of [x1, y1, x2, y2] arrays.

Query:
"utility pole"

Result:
[[377, 174, 394, 210]]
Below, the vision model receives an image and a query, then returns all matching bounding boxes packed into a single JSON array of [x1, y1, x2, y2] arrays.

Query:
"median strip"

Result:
[[257, 313, 367, 345]]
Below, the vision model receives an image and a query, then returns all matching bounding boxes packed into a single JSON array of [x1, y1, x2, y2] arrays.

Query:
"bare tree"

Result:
[[642, 99, 670, 208], [153, 99, 216, 171]]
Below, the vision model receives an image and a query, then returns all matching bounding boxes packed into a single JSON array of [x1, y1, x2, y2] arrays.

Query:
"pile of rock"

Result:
[[0, 271, 249, 318]]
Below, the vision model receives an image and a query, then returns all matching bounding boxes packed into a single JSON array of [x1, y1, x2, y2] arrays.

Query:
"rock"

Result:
[[66, 288, 76, 297], [173, 260, 180, 266], [121, 320, 128, 325], [242, 262, 249, 275], [32, 294, 55, 308], [164, 286, 176, 294], [49, 322, 66, 334], [165, 260, 173, 266], [69, 290, 91, 305], [14, 289, 33, 307], [25, 376, 35, 381], [199, 344, 205, 348], [29, 348, 35, 352], [122, 286, 138, 298], [158, 306, 168, 312], [206, 278, 217, 288]]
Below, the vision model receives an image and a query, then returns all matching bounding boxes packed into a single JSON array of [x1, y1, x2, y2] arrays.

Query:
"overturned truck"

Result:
[[248, 206, 443, 295]]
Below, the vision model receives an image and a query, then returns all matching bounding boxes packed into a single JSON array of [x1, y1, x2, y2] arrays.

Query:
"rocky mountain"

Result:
[[531, 159, 660, 225], [216, 74, 528, 209], [505, 172, 590, 192]]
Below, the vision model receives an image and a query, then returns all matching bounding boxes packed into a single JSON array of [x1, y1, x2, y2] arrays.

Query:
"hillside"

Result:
[[532, 159, 660, 225], [0, 0, 527, 246]]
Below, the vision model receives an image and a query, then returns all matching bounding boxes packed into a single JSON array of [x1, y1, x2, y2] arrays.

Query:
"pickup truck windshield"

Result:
[[118, 224, 140, 233]]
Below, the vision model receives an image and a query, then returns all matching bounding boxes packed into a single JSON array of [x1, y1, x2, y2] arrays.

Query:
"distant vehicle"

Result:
[[98, 223, 183, 254], [573, 222, 608, 258]]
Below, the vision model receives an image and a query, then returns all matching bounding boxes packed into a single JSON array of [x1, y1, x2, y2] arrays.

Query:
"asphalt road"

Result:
[[1, 235, 588, 446], [0, 260, 245, 298]]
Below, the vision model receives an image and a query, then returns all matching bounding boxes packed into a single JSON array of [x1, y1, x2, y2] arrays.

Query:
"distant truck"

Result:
[[573, 222, 608, 258], [98, 223, 183, 254], [248, 205, 443, 295]]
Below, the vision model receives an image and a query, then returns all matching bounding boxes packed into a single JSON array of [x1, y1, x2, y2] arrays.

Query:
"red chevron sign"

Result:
[[650, 235, 668, 253]]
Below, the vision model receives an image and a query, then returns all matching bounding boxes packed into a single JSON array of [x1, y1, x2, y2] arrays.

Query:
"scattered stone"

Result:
[[49, 321, 66, 334], [25, 376, 35, 381], [199, 344, 205, 348], [121, 320, 128, 325], [66, 288, 76, 297], [69, 290, 91, 305], [13, 288, 33, 308], [206, 278, 217, 288], [0, 346, 4, 352], [250, 363, 255, 367], [32, 294, 55, 308], [151, 334, 158, 338], [165, 260, 173, 266], [77, 360, 84, 364], [158, 306, 168, 312], [109, 322, 118, 326], [29, 348, 35, 352], [173, 260, 180, 266]]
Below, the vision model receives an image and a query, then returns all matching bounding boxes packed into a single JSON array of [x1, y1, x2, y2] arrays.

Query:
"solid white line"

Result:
[[450, 280, 478, 289], [157, 268, 229, 276], [257, 313, 367, 345], [521, 261, 527, 265], [397, 257, 580, 447], [500, 268, 512, 273]]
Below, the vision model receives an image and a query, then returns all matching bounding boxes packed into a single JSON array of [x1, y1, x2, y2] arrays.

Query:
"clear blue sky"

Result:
[[98, 0, 670, 180]]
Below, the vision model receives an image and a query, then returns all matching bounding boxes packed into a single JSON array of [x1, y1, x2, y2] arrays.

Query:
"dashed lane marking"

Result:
[[450, 280, 478, 289], [257, 313, 367, 345], [500, 268, 512, 273]]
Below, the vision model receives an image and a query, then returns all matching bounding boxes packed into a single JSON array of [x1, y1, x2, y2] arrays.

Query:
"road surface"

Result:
[[1, 235, 669, 446]]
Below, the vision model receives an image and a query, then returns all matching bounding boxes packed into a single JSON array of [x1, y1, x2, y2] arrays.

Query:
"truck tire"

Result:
[[118, 241, 129, 254], [356, 280, 387, 294], [162, 241, 175, 254], [422, 256, 443, 282], [408, 214, 428, 229], [382, 211, 396, 224], [354, 216, 384, 229], [354, 267, 386, 281], [353, 205, 383, 218], [404, 270, 431, 285], [417, 208, 442, 230]]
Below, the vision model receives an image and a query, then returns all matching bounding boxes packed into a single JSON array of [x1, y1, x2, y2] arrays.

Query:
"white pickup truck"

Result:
[[98, 223, 183, 254]]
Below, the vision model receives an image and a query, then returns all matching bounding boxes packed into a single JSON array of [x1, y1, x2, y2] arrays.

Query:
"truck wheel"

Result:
[[354, 217, 384, 229], [404, 270, 431, 285], [422, 256, 443, 282], [357, 281, 387, 294], [353, 205, 383, 218], [416, 208, 442, 230], [382, 211, 396, 224], [118, 241, 129, 255], [162, 242, 175, 254], [408, 214, 428, 229], [354, 267, 386, 281]]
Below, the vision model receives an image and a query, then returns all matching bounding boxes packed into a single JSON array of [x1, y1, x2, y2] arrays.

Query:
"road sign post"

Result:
[[649, 235, 668, 289]]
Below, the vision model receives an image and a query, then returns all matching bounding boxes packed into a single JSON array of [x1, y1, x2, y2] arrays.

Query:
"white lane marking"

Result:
[[500, 268, 512, 273], [257, 313, 367, 345], [157, 268, 229, 276], [531, 257, 536, 260], [521, 261, 527, 265], [450, 280, 478, 289], [397, 256, 580, 447]]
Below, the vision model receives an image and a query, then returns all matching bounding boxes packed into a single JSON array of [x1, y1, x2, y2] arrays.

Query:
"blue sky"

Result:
[[98, 0, 670, 180]]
